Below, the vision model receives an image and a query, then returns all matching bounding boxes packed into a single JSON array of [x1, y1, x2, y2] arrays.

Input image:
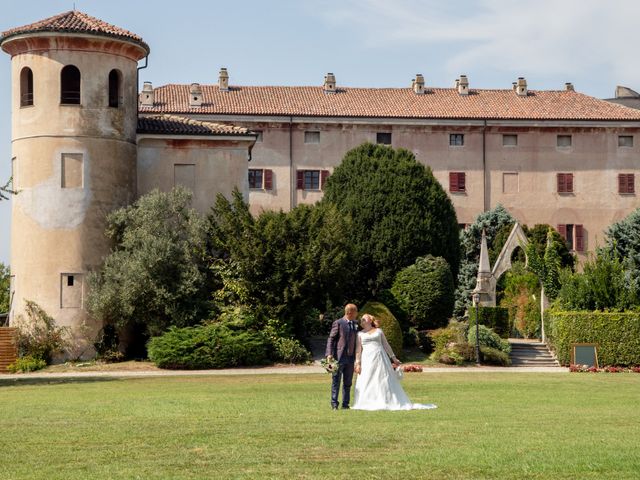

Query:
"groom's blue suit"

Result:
[[325, 316, 358, 409]]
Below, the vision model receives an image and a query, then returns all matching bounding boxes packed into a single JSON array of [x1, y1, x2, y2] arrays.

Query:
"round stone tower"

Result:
[[0, 11, 149, 352]]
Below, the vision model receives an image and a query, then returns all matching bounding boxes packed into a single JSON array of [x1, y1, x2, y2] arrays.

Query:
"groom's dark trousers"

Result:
[[326, 317, 358, 408]]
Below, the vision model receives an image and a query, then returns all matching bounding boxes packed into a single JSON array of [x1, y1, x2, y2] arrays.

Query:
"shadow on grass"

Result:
[[0, 376, 119, 388]]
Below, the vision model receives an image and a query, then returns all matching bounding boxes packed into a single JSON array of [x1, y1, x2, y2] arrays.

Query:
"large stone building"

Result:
[[3, 10, 640, 339]]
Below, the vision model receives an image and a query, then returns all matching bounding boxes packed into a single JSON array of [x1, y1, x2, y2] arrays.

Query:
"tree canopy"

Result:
[[322, 143, 460, 299], [0, 263, 10, 314], [87, 187, 210, 338]]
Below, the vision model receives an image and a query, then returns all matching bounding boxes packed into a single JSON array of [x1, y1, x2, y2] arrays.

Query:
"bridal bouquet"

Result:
[[320, 357, 339, 375]]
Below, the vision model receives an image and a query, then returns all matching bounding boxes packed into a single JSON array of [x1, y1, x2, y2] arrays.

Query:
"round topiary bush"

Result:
[[360, 301, 404, 359], [390, 255, 454, 330]]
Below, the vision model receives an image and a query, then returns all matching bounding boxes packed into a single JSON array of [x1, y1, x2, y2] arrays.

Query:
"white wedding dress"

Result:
[[351, 329, 437, 411]]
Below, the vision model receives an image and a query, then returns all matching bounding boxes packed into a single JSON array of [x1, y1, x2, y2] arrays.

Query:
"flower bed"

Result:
[[569, 364, 640, 373]]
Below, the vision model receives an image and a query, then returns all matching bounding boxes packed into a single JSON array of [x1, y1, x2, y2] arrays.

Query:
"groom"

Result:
[[325, 303, 359, 410]]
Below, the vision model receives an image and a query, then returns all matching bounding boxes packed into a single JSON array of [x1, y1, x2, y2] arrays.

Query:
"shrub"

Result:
[[480, 346, 511, 366], [360, 301, 404, 359], [390, 255, 454, 330], [0, 263, 9, 314], [468, 306, 510, 338], [428, 320, 471, 364], [498, 263, 541, 338], [147, 324, 270, 369], [467, 324, 511, 354], [545, 310, 640, 366], [7, 355, 47, 373], [271, 337, 311, 364], [14, 300, 69, 363]]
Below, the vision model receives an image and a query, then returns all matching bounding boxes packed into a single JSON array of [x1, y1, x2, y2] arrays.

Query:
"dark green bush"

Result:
[[360, 301, 404, 359], [93, 324, 124, 363], [468, 324, 511, 354], [545, 310, 640, 366], [391, 255, 454, 330], [480, 346, 511, 366], [7, 355, 47, 373], [148, 323, 270, 369], [271, 337, 311, 364], [469, 306, 510, 338]]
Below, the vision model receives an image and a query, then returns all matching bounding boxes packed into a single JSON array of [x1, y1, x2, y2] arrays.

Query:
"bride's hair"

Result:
[[360, 314, 379, 328]]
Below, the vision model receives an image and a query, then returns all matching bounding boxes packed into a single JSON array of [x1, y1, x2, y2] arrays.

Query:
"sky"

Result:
[[1, 0, 640, 265]]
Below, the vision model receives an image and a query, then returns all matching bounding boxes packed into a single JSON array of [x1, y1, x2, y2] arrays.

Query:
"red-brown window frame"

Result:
[[449, 172, 466, 193], [557, 173, 574, 193], [618, 173, 635, 194]]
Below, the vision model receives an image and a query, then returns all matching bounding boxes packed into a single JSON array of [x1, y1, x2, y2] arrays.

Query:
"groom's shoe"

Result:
[[331, 405, 338, 411], [341, 406, 350, 410]]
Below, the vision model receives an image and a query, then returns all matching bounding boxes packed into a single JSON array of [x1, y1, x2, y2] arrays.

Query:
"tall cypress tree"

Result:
[[322, 143, 460, 300]]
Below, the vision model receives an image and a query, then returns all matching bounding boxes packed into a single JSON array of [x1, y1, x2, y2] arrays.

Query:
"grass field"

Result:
[[1, 372, 639, 479]]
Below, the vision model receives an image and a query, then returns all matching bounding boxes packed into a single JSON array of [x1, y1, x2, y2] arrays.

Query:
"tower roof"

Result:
[[0, 10, 149, 54]]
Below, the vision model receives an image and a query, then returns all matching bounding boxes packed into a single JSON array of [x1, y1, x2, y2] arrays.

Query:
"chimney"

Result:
[[454, 78, 460, 88], [190, 83, 203, 107], [516, 77, 527, 96], [512, 82, 517, 91], [413, 73, 425, 94], [565, 82, 575, 92], [323, 72, 336, 93], [458, 75, 469, 95], [218, 67, 229, 91], [140, 81, 154, 106]]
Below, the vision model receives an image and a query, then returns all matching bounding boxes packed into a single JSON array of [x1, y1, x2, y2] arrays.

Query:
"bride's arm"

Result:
[[380, 330, 400, 364], [354, 334, 363, 374]]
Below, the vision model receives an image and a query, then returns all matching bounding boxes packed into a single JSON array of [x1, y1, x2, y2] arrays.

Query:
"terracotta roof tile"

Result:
[[137, 114, 254, 136], [140, 84, 640, 121], [1, 10, 149, 53]]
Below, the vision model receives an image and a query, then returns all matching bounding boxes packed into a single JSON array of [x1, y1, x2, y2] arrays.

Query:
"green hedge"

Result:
[[148, 323, 270, 369], [545, 311, 640, 366], [469, 306, 510, 338]]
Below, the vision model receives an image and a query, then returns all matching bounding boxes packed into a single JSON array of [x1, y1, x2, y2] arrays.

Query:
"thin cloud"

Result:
[[316, 0, 640, 90]]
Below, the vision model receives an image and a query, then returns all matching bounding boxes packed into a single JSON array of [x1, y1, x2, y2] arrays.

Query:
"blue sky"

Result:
[[1, 0, 639, 265]]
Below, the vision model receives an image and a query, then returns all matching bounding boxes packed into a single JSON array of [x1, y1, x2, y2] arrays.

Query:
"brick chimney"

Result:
[[140, 81, 154, 106], [323, 72, 336, 93], [516, 77, 528, 96], [458, 75, 469, 95], [413, 73, 425, 94], [190, 83, 203, 107], [219, 67, 229, 92], [565, 82, 575, 92]]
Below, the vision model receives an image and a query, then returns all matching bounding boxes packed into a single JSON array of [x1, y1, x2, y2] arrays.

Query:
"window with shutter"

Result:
[[449, 172, 465, 193], [264, 169, 273, 190], [619, 173, 635, 194], [321, 170, 330, 190], [248, 169, 264, 189], [296, 170, 304, 190], [575, 225, 584, 251], [557, 173, 574, 193], [557, 224, 567, 241]]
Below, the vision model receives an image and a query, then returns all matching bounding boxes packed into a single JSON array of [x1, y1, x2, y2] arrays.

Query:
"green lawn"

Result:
[[1, 373, 639, 479]]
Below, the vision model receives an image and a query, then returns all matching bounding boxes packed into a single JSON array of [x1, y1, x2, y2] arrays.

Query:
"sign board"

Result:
[[571, 343, 598, 368]]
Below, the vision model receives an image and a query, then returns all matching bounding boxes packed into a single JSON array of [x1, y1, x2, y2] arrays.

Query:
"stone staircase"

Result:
[[509, 339, 560, 367]]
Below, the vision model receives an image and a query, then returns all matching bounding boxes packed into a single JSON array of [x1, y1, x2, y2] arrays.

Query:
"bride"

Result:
[[352, 314, 437, 411]]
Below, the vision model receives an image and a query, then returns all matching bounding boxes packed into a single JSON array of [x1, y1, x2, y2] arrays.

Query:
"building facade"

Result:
[[141, 73, 640, 256]]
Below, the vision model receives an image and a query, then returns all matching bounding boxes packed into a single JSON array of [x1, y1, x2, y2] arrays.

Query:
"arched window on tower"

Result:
[[108, 69, 123, 108], [20, 67, 34, 107], [60, 65, 81, 104]]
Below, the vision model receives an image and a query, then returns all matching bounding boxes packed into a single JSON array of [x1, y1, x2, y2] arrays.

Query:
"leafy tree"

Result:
[[555, 250, 637, 311], [454, 205, 515, 317], [390, 255, 454, 330], [208, 190, 353, 338], [0, 263, 10, 314], [605, 208, 640, 297], [322, 143, 460, 299], [525, 227, 564, 301], [87, 187, 209, 339], [499, 263, 541, 338], [524, 224, 574, 270]]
